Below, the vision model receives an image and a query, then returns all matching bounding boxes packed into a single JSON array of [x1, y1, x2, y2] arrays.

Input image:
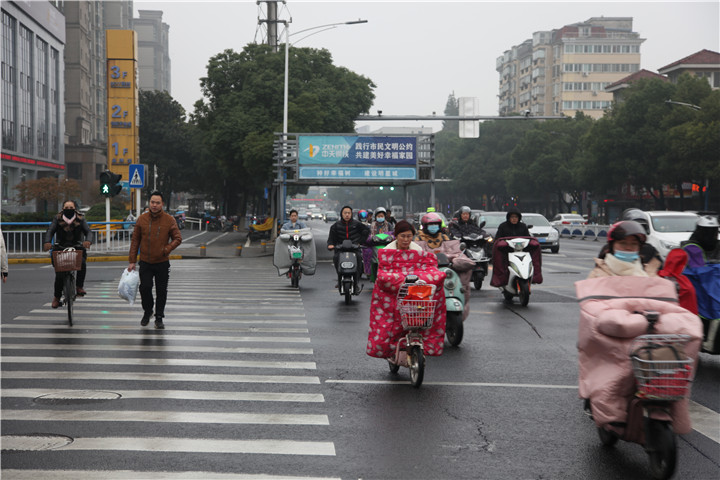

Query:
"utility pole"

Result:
[[258, 0, 283, 52]]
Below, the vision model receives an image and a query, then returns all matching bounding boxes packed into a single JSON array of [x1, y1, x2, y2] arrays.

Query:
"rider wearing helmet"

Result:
[[607, 209, 662, 275], [589, 221, 650, 278], [682, 214, 720, 267], [357, 210, 369, 224], [449, 206, 483, 239], [415, 212, 450, 250], [370, 207, 392, 235]]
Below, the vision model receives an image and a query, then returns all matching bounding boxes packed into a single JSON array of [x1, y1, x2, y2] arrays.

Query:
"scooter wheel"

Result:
[[409, 346, 425, 388], [446, 312, 464, 347], [388, 359, 400, 374], [597, 426, 619, 447], [647, 420, 676, 480], [503, 291, 514, 303], [518, 279, 530, 307], [473, 273, 483, 290]]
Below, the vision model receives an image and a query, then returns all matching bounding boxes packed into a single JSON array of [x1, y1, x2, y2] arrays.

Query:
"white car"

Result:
[[549, 213, 586, 226], [621, 210, 698, 259], [524, 213, 560, 253]]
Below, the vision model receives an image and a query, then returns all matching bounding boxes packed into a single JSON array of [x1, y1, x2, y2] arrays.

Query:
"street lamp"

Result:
[[275, 18, 367, 237], [665, 99, 708, 209]]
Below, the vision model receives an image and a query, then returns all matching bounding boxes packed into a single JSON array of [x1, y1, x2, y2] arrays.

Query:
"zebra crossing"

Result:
[[1, 258, 339, 479]]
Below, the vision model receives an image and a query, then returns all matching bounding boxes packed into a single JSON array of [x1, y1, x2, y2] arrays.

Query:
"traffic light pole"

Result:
[[106, 197, 111, 245]]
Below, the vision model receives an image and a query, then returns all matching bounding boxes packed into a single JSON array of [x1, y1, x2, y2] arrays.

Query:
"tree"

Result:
[[138, 90, 194, 206], [193, 44, 376, 214], [14, 177, 81, 213]]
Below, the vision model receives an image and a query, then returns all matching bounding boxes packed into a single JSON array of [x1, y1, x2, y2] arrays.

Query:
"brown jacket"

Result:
[[129, 210, 182, 264]]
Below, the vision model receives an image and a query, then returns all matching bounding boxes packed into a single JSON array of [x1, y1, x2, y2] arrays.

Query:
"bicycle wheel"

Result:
[[409, 345, 425, 388], [63, 273, 75, 327]]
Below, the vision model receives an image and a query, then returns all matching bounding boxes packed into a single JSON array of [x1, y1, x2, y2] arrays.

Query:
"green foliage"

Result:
[[84, 201, 129, 221], [192, 44, 375, 213]]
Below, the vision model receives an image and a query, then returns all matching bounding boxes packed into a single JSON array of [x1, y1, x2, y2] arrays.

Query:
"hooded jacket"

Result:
[[495, 208, 530, 239], [327, 207, 369, 247], [449, 218, 483, 239], [658, 249, 698, 315]]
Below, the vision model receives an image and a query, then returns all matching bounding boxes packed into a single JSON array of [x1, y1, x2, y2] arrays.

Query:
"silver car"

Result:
[[524, 213, 560, 253]]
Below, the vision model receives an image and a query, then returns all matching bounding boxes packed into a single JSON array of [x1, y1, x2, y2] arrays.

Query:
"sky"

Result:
[[134, 0, 720, 132]]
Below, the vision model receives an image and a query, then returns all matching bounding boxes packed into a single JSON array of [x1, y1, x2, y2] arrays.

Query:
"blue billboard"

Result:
[[298, 136, 417, 166]]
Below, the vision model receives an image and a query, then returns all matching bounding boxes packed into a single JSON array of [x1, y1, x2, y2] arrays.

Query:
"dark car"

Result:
[[475, 211, 507, 239]]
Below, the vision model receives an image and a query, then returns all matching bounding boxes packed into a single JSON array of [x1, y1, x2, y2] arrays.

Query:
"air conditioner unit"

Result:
[[582, 72, 589, 77], [592, 90, 598, 96]]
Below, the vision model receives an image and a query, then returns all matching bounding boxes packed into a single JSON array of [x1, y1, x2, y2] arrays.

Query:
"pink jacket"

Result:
[[366, 248, 447, 358], [575, 276, 702, 434]]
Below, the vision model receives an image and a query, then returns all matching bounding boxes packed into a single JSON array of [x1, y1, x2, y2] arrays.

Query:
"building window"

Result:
[[66, 163, 83, 180]]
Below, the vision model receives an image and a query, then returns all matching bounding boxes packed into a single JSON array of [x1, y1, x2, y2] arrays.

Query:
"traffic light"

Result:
[[100, 170, 122, 197]]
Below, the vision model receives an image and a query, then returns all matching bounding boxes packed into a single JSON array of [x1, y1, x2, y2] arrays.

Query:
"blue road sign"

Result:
[[128, 164, 145, 189]]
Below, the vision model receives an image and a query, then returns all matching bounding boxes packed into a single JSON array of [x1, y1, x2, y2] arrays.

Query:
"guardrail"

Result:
[[1, 222, 135, 254], [555, 224, 612, 241]]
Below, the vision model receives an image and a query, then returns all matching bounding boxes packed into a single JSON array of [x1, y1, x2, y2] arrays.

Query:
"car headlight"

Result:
[[549, 230, 559, 240], [660, 240, 678, 250]]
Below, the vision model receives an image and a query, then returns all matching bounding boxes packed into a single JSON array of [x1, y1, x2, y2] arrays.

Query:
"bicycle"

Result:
[[52, 247, 84, 326]]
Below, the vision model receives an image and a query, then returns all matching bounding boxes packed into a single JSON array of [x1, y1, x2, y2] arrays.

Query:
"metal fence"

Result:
[[1, 222, 135, 254], [555, 224, 612, 241]]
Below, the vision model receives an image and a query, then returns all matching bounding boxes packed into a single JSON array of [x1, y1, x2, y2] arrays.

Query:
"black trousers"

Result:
[[139, 261, 170, 318], [52, 248, 86, 298]]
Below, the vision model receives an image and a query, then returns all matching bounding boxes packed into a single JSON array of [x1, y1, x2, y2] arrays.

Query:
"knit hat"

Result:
[[394, 220, 416, 237]]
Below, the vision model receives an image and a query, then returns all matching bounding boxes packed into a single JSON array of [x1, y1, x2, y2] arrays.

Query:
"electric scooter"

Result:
[[461, 231, 491, 290], [336, 239, 362, 305], [369, 233, 393, 282], [278, 230, 313, 288], [436, 252, 465, 346], [499, 238, 534, 306]]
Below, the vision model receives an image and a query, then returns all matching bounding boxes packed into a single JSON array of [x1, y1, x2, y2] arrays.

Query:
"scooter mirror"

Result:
[[459, 242, 467, 251], [479, 220, 486, 229]]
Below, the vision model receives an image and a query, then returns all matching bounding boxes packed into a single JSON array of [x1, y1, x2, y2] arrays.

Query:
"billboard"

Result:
[[298, 136, 417, 166]]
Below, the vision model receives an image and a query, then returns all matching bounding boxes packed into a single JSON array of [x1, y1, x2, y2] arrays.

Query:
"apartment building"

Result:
[[135, 10, 171, 93], [1, 1, 66, 213], [497, 17, 644, 119]]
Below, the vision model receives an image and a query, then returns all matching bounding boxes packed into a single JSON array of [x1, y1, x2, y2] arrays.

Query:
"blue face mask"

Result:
[[613, 249, 640, 263], [426, 225, 440, 234], [376, 217, 385, 223]]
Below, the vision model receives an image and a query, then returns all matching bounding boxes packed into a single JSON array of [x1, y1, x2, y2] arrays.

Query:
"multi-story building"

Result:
[[497, 17, 644, 119], [658, 49, 720, 89], [1, 1, 66, 213], [134, 10, 171, 93]]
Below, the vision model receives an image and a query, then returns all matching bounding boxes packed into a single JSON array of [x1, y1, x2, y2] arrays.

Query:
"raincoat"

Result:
[[576, 276, 702, 434], [366, 248, 447, 358]]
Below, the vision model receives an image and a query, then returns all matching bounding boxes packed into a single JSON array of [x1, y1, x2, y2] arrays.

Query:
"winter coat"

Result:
[[415, 230, 449, 250], [449, 219, 483, 239], [0, 229, 7, 277], [588, 255, 648, 278], [370, 220, 391, 236], [129, 210, 182, 264], [658, 249, 698, 315], [327, 218, 369, 247], [575, 276, 702, 434], [495, 208, 531, 240], [416, 239, 474, 320], [44, 213, 91, 247], [367, 248, 447, 358]]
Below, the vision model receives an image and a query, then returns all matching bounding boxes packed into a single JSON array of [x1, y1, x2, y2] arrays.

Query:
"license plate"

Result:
[[538, 238, 546, 243]]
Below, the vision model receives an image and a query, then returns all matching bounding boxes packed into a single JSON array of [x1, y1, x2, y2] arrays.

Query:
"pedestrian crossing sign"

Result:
[[128, 164, 145, 189]]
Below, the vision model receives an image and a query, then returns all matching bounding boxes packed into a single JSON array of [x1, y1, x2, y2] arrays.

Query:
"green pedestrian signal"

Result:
[[99, 170, 123, 197]]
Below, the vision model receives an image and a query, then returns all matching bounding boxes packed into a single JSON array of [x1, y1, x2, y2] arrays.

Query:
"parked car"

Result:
[[549, 213, 586, 227], [524, 213, 560, 253], [621, 209, 699, 259]]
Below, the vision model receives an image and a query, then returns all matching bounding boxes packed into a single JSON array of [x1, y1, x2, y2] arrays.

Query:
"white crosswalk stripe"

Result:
[[1, 259, 335, 478]]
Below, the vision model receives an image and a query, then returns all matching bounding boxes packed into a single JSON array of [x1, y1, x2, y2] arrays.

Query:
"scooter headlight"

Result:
[[445, 280, 456, 291], [340, 262, 354, 269]]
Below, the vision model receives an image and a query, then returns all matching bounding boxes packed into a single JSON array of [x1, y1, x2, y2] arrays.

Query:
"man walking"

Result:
[[128, 191, 182, 329]]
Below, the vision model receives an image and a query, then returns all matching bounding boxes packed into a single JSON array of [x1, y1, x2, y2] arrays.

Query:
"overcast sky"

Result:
[[134, 0, 720, 131]]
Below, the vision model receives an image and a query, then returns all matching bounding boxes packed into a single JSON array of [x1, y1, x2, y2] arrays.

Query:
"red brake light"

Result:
[[562, 221, 570, 224]]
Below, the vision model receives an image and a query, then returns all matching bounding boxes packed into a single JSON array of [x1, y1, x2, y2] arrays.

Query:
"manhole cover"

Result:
[[1, 434, 73, 451], [34, 390, 121, 405]]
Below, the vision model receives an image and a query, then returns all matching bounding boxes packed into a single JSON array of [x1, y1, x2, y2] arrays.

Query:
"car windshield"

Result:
[[477, 213, 506, 228], [651, 215, 698, 233], [524, 214, 551, 226]]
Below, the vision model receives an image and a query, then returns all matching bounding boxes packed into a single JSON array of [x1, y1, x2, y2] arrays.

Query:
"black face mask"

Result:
[[63, 208, 75, 218]]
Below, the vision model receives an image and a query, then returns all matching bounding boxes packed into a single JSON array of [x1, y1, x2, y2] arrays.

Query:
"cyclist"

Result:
[[43, 200, 92, 308]]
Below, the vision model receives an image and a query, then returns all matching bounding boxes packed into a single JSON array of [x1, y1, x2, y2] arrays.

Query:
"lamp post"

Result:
[[274, 19, 367, 237], [665, 99, 708, 210]]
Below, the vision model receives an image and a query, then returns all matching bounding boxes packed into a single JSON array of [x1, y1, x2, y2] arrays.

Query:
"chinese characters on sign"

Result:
[[298, 136, 417, 166], [106, 30, 138, 174], [298, 166, 416, 180]]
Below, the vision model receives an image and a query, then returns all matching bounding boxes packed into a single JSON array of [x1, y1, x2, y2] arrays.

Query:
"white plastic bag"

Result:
[[118, 268, 140, 305]]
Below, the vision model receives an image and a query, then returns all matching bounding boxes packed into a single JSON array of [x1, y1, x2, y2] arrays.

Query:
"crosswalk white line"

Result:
[[0, 333, 311, 343], [2, 437, 336, 456], [26, 311, 307, 318], [45, 302, 301, 310], [1, 389, 325, 403], [1, 356, 316, 370], [13, 315, 307, 324], [0, 344, 314, 355], [3, 409, 329, 425], [0, 470, 339, 479], [2, 324, 309, 334], [2, 371, 320, 384]]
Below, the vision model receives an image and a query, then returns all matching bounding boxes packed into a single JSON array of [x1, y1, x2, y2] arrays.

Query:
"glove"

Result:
[[82, 241, 91, 249], [43, 243, 52, 251]]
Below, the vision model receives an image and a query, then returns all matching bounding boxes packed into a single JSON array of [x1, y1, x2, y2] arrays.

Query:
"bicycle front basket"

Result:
[[53, 249, 83, 272]]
